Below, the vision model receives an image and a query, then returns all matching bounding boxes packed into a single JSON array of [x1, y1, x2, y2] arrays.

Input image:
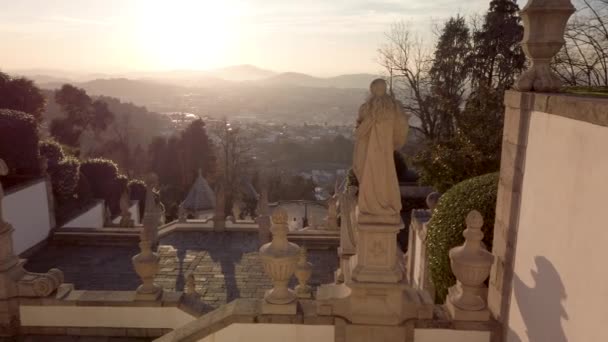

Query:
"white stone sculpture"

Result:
[[119, 189, 134, 227], [295, 247, 312, 298], [326, 191, 339, 230], [353, 78, 409, 224], [446, 210, 494, 321], [515, 0, 575, 92], [259, 208, 300, 305], [132, 173, 162, 300]]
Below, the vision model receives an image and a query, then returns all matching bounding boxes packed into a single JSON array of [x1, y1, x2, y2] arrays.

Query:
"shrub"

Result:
[[80, 158, 126, 215], [426, 172, 499, 302], [49, 156, 80, 200], [128, 179, 147, 218], [75, 171, 93, 202], [39, 139, 65, 168], [0, 109, 40, 176]]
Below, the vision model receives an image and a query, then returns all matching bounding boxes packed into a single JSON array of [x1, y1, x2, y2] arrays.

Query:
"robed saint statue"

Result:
[[353, 79, 409, 224]]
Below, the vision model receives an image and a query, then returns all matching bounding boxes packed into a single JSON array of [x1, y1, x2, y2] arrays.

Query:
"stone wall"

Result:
[[4, 178, 53, 255], [490, 91, 608, 341]]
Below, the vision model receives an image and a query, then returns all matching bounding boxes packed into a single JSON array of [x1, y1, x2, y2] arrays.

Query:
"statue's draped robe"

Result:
[[353, 97, 408, 221]]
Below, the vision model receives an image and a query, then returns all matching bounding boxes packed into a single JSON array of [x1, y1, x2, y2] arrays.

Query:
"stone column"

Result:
[[132, 174, 162, 301], [0, 159, 64, 336], [256, 179, 271, 246]]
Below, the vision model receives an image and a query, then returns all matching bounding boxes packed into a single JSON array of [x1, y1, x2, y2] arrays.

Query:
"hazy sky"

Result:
[[1, 0, 509, 76]]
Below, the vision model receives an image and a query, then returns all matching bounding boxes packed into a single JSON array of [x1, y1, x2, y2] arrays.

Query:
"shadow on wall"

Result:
[[508, 256, 568, 342]]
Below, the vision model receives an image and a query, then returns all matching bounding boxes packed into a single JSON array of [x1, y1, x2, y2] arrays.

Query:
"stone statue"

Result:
[[326, 191, 338, 230], [119, 189, 134, 227], [353, 79, 409, 224]]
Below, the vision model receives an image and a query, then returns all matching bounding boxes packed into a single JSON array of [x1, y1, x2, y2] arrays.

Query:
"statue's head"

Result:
[[370, 78, 387, 97]]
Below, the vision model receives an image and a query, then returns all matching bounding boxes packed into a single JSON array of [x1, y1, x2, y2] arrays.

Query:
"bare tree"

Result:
[[377, 22, 440, 141], [554, 0, 608, 87]]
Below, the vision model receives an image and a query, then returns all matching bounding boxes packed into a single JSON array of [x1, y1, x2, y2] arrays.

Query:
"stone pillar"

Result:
[[335, 185, 357, 283], [40, 157, 57, 230], [119, 189, 134, 227], [0, 159, 64, 336], [132, 174, 162, 301], [213, 182, 226, 232], [490, 0, 575, 329], [259, 208, 300, 314], [256, 183, 271, 246], [445, 210, 493, 321]]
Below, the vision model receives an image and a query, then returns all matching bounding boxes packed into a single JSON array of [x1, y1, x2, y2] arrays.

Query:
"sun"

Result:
[[135, 0, 240, 70]]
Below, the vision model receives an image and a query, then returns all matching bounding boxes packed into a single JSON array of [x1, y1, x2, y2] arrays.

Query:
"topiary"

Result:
[[0, 109, 40, 177], [49, 156, 80, 200], [39, 139, 65, 168], [128, 179, 147, 218], [426, 172, 499, 303]]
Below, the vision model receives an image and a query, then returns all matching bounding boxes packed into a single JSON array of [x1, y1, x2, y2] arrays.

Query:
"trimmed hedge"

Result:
[[49, 156, 80, 200], [128, 179, 147, 218], [80, 158, 126, 215], [40, 139, 65, 168], [426, 172, 499, 303], [0, 109, 40, 176]]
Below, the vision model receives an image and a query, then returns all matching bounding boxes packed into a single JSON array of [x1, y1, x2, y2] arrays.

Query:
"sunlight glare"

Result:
[[136, 0, 241, 70]]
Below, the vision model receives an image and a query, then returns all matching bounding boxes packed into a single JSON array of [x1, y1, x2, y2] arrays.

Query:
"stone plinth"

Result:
[[349, 222, 404, 283]]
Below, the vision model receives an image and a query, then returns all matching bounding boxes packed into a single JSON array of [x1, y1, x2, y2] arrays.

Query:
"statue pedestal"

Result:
[[317, 219, 433, 325], [349, 222, 404, 283]]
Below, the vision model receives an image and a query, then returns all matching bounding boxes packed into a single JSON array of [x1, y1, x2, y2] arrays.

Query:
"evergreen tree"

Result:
[[428, 15, 472, 140]]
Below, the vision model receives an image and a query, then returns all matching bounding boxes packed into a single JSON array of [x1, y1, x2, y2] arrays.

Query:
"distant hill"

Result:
[[255, 72, 379, 89], [209, 64, 276, 81]]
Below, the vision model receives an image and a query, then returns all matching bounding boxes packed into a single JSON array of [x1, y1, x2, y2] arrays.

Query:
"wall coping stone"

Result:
[[505, 90, 608, 127]]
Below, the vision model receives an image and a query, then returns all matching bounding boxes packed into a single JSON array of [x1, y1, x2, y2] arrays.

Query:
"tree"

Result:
[[0, 72, 46, 121], [178, 118, 216, 187], [468, 0, 525, 92], [553, 0, 608, 87], [51, 84, 114, 147], [428, 16, 472, 140], [378, 22, 438, 141], [214, 119, 254, 216]]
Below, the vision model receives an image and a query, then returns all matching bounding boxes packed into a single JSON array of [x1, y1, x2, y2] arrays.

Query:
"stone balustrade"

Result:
[[405, 192, 440, 301]]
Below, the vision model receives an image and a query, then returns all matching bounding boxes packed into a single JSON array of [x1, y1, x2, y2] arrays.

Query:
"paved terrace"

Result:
[[24, 231, 339, 314]]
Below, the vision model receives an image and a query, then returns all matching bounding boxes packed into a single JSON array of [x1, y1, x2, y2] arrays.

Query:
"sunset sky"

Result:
[[0, 0, 510, 76]]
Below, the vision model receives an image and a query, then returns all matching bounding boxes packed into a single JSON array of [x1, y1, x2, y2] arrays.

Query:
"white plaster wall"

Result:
[[414, 329, 490, 342], [64, 201, 104, 229], [507, 112, 608, 342], [20, 305, 195, 329], [198, 323, 334, 342], [273, 202, 327, 231], [4, 180, 52, 255]]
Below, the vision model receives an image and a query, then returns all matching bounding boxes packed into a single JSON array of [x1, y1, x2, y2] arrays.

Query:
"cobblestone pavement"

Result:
[[26, 232, 339, 313]]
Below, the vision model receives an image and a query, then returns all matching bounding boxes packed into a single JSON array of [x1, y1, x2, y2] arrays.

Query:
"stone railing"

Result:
[[405, 192, 440, 302]]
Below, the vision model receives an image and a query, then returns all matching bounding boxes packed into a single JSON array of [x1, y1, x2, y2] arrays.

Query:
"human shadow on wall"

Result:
[[509, 256, 568, 342]]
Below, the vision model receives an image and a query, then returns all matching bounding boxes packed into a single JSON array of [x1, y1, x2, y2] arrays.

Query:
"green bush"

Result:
[[39, 139, 65, 168], [0, 109, 40, 177], [128, 179, 147, 218], [49, 156, 80, 200], [80, 158, 126, 215], [426, 172, 499, 302]]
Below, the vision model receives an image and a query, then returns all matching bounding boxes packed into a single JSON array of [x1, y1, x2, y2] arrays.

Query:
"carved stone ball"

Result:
[[271, 208, 289, 225], [426, 192, 441, 211]]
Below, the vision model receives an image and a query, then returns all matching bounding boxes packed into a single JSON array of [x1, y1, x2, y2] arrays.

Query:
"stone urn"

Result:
[[448, 210, 494, 311], [259, 208, 300, 304], [132, 238, 161, 297], [295, 247, 313, 298], [515, 0, 575, 92]]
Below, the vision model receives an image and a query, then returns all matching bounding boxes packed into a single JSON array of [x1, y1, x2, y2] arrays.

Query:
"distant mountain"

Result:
[[209, 64, 276, 81], [256, 72, 379, 89]]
